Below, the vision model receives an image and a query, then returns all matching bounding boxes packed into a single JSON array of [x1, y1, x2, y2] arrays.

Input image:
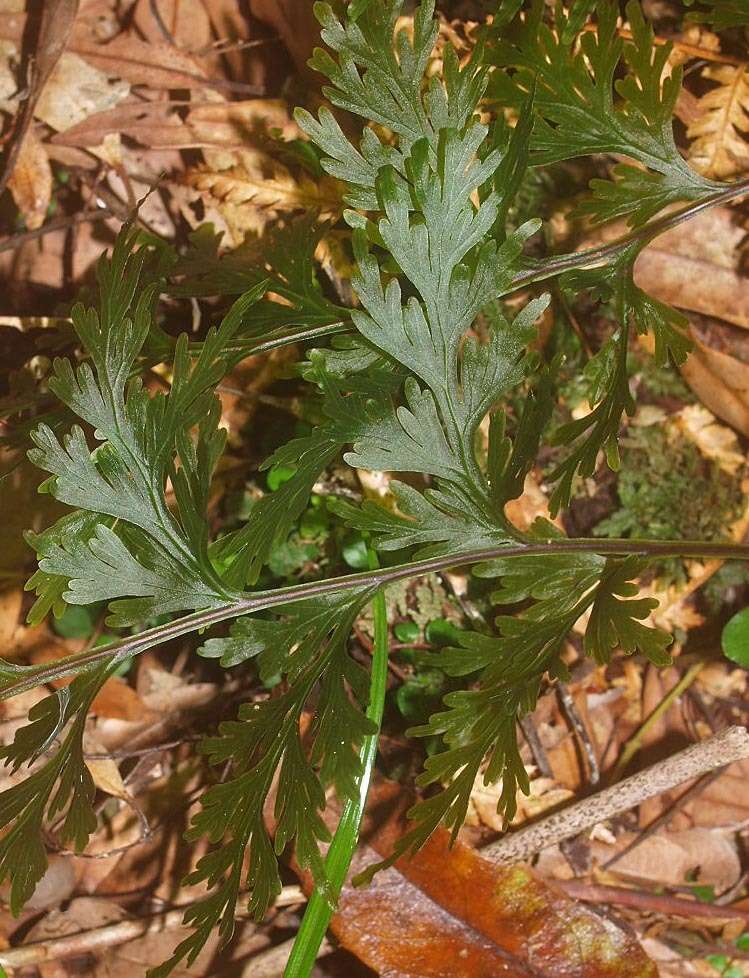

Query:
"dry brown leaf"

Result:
[[7, 124, 52, 229], [185, 154, 342, 242], [688, 64, 749, 180], [138, 664, 216, 714], [83, 733, 131, 802], [0, 587, 22, 650], [249, 0, 321, 75], [629, 208, 749, 433], [325, 784, 658, 978], [0, 0, 79, 198], [133, 0, 212, 51], [679, 329, 749, 436], [596, 829, 741, 893], [0, 857, 76, 914], [35, 51, 130, 134], [674, 403, 746, 474], [635, 225, 749, 332], [467, 767, 574, 831], [53, 96, 294, 153]]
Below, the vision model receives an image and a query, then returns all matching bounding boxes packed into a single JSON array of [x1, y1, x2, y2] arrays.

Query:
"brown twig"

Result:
[[557, 682, 600, 786], [520, 714, 553, 779], [556, 880, 749, 926], [0, 886, 306, 970], [483, 726, 749, 865], [0, 208, 114, 254]]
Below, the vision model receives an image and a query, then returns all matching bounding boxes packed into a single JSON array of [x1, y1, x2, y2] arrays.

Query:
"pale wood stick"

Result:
[[0, 886, 305, 970], [483, 726, 749, 865]]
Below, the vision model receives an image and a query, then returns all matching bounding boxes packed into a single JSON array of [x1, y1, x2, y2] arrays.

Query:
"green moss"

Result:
[[594, 424, 744, 584]]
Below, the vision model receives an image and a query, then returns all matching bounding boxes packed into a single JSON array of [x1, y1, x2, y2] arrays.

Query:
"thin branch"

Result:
[[0, 208, 114, 254], [0, 886, 305, 970], [557, 683, 600, 786], [482, 726, 749, 866], [5, 537, 749, 698], [556, 879, 749, 927]]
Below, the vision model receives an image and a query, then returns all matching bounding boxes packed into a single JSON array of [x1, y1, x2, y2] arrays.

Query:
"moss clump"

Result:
[[594, 423, 744, 584]]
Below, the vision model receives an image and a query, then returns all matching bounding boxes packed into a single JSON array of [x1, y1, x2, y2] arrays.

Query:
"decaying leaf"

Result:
[[596, 828, 741, 894], [184, 152, 342, 241], [328, 791, 658, 978], [687, 64, 749, 180], [468, 766, 574, 830], [7, 124, 52, 229], [35, 51, 130, 134]]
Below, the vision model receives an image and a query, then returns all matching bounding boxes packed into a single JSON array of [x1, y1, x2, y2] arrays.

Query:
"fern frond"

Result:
[[491, 0, 717, 225]]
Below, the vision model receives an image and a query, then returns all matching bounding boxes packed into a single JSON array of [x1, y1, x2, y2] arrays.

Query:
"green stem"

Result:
[[284, 550, 389, 978], [6, 535, 749, 698], [610, 659, 706, 781]]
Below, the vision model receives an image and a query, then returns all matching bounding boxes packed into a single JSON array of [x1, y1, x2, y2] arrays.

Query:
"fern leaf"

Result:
[[490, 0, 717, 225]]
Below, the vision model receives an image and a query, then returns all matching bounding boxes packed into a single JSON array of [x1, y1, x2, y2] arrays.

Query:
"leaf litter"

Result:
[[1, 1, 749, 977]]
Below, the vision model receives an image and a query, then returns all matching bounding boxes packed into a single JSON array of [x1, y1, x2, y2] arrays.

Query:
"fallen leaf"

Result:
[[679, 326, 749, 436], [70, 30, 248, 96], [0, 587, 22, 649], [468, 767, 574, 831], [321, 784, 658, 978], [634, 212, 749, 331], [687, 63, 749, 180], [83, 733, 131, 802], [133, 0, 212, 51], [249, 0, 321, 76], [184, 153, 342, 242], [673, 403, 746, 475], [35, 51, 130, 134], [138, 664, 217, 714], [0, 856, 76, 913], [596, 829, 741, 893], [52, 97, 295, 153], [0, 0, 79, 197], [7, 124, 52, 229]]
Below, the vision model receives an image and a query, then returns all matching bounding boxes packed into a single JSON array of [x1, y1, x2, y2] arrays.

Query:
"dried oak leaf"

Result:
[[687, 64, 749, 180], [184, 152, 342, 241]]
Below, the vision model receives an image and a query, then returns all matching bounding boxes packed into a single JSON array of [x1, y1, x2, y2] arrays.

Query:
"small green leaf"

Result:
[[394, 621, 420, 643], [692, 884, 717, 904], [52, 604, 99, 639], [735, 932, 749, 952], [342, 536, 369, 569], [722, 608, 749, 666], [266, 464, 297, 491], [424, 619, 463, 646]]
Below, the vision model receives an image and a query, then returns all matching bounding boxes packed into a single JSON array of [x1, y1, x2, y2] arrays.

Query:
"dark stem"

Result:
[[181, 177, 749, 361], [5, 535, 749, 699], [511, 176, 749, 290]]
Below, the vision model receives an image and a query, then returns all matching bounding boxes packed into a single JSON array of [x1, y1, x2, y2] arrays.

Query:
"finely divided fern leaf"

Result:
[[3, 3, 746, 974], [490, 0, 717, 226]]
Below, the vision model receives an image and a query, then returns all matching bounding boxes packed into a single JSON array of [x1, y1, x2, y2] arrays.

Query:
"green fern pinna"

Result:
[[2, 2, 749, 974]]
